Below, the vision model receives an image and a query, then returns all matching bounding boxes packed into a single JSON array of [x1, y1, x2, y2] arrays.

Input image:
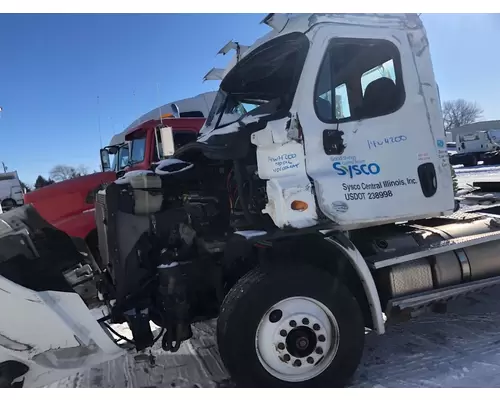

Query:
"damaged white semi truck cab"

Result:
[[3, 13, 500, 389], [199, 13, 453, 230]]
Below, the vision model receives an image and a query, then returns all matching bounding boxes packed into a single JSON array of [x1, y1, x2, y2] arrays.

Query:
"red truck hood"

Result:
[[24, 171, 116, 226]]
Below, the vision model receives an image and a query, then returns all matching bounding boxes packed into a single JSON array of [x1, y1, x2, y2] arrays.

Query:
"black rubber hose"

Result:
[[153, 328, 165, 344], [233, 160, 258, 227]]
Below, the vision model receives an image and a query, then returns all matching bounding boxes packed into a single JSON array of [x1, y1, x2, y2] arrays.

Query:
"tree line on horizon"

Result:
[[21, 164, 93, 192]]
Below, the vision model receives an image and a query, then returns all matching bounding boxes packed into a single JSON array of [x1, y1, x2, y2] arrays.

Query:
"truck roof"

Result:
[[109, 133, 126, 147], [205, 13, 422, 82], [124, 116, 206, 141], [108, 92, 217, 146], [0, 171, 19, 180]]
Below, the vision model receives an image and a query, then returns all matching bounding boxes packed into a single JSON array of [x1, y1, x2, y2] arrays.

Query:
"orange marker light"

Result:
[[291, 200, 308, 211]]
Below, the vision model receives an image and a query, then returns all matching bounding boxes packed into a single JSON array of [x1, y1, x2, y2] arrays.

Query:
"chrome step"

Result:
[[387, 275, 500, 314]]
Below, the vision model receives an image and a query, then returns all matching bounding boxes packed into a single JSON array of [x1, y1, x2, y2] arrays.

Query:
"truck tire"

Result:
[[1, 199, 16, 212], [217, 265, 365, 387], [485, 152, 500, 166], [464, 155, 478, 167]]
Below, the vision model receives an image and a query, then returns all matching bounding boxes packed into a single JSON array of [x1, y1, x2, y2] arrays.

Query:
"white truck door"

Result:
[[294, 22, 454, 228], [10, 183, 24, 205], [0, 178, 11, 201]]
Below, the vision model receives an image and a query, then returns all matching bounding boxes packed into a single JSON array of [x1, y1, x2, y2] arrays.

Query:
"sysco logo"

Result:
[[333, 162, 381, 178]]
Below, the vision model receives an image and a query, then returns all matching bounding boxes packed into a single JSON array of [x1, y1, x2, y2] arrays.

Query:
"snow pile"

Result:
[[114, 170, 154, 185], [154, 159, 193, 176], [47, 286, 500, 388], [48, 319, 232, 388]]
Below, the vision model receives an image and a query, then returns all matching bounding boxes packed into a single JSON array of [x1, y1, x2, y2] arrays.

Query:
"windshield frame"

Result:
[[206, 32, 310, 131]]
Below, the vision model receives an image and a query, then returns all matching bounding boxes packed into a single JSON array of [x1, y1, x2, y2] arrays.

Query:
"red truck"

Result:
[[24, 94, 213, 260], [113, 116, 205, 175]]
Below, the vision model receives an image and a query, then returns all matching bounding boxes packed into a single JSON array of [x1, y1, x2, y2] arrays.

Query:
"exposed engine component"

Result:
[[94, 148, 269, 352], [156, 261, 193, 352]]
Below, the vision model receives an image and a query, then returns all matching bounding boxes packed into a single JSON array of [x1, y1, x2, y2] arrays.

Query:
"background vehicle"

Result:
[[23, 92, 217, 261], [100, 115, 205, 176], [450, 130, 500, 166], [0, 171, 24, 211], [6, 13, 500, 389]]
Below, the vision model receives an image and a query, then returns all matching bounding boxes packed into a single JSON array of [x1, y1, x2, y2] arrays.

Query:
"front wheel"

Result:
[[464, 155, 478, 167], [1, 199, 17, 212], [217, 265, 365, 387]]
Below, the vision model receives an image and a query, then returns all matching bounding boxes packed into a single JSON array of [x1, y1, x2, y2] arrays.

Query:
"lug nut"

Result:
[[316, 347, 323, 355], [293, 359, 302, 367], [269, 309, 283, 323], [283, 354, 291, 362], [278, 342, 285, 350], [302, 318, 309, 325], [318, 335, 326, 342], [313, 323, 320, 331], [297, 338, 308, 349], [307, 357, 314, 364], [289, 320, 297, 328], [280, 329, 287, 337]]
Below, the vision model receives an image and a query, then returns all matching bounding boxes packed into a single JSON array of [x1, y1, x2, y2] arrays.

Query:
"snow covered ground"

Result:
[[48, 164, 500, 388], [49, 288, 500, 388], [455, 162, 500, 188]]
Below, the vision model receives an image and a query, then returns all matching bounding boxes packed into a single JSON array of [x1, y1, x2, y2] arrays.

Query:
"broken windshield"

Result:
[[205, 32, 310, 130]]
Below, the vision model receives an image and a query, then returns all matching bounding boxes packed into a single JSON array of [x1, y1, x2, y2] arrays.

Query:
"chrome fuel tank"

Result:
[[367, 216, 500, 301]]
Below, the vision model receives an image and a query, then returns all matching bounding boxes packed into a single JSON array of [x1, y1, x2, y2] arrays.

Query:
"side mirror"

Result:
[[160, 126, 175, 157], [100, 148, 111, 172]]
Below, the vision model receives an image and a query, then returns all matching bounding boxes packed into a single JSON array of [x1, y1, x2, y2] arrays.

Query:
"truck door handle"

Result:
[[417, 162, 437, 198]]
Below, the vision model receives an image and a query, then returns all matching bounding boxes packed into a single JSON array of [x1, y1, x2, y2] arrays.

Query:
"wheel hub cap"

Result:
[[287, 327, 317, 358], [255, 296, 340, 383]]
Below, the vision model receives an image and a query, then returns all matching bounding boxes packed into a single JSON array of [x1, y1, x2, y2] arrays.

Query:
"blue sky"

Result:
[[0, 13, 499, 185]]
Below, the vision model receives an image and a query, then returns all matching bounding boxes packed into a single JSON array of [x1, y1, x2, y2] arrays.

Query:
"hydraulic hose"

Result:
[[233, 159, 258, 227]]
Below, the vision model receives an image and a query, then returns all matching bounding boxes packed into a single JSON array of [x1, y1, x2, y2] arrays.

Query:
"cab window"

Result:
[[117, 146, 129, 170], [314, 38, 405, 123], [130, 137, 146, 164]]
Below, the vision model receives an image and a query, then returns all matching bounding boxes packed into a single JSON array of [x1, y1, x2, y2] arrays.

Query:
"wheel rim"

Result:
[[254, 296, 340, 383]]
